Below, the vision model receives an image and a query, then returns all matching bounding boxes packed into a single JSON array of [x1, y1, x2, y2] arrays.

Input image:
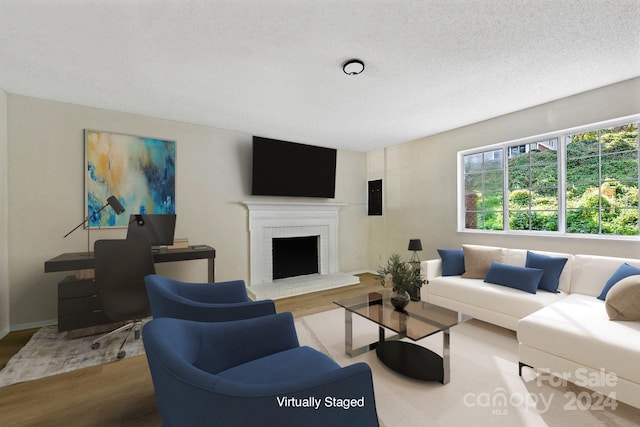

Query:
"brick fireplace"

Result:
[[243, 202, 359, 299]]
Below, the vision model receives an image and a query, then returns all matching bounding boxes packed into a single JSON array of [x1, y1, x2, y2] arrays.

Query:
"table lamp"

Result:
[[408, 238, 423, 263], [63, 195, 125, 255]]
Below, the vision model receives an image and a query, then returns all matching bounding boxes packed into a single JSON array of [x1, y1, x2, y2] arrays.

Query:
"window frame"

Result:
[[458, 114, 640, 240]]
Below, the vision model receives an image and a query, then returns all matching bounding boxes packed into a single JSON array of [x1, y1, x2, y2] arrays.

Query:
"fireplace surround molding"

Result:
[[243, 201, 346, 286]]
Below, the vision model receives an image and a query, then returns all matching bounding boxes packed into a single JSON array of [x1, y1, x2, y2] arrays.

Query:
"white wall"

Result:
[[369, 77, 640, 266], [7, 95, 369, 330], [0, 89, 9, 338]]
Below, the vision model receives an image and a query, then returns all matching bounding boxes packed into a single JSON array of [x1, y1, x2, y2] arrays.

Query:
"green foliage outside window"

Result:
[[463, 121, 639, 236], [565, 125, 638, 235]]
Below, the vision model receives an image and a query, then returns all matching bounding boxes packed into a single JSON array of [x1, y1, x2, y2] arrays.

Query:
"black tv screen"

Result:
[[251, 136, 337, 198]]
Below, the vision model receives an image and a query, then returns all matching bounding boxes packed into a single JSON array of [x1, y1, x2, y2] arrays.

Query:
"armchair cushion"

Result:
[[192, 311, 300, 374], [218, 346, 340, 384]]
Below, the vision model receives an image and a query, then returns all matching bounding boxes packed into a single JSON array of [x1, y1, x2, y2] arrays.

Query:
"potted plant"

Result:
[[377, 253, 425, 310]]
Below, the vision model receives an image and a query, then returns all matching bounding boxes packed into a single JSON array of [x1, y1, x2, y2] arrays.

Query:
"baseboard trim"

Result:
[[10, 319, 57, 332]]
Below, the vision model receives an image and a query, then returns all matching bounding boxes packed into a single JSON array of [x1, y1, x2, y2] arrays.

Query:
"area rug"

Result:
[[0, 325, 145, 387], [295, 309, 640, 427]]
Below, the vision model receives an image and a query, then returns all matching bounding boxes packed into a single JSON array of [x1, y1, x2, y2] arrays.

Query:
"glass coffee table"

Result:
[[334, 291, 459, 384]]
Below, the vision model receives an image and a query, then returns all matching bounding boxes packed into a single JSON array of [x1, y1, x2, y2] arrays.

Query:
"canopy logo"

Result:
[[463, 368, 619, 415]]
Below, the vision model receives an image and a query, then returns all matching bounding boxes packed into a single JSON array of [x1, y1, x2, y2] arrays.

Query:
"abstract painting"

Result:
[[85, 130, 176, 227]]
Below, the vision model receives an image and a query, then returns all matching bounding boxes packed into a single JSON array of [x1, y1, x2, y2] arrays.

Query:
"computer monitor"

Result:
[[126, 214, 176, 247]]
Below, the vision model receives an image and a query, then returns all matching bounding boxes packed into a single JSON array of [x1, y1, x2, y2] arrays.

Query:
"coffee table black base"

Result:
[[376, 340, 444, 382]]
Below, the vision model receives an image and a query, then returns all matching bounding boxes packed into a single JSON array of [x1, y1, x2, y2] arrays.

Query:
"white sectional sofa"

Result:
[[421, 245, 640, 409]]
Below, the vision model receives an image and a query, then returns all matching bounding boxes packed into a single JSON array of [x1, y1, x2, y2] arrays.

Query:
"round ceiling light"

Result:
[[343, 59, 365, 75]]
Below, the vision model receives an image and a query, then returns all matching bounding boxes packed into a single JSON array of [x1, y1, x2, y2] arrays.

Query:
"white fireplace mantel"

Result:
[[243, 201, 346, 286]]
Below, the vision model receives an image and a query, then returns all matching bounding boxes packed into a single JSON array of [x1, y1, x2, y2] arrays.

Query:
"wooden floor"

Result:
[[0, 273, 379, 427]]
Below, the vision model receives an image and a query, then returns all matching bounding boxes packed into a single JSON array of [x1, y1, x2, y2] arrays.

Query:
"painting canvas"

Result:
[[85, 130, 176, 227]]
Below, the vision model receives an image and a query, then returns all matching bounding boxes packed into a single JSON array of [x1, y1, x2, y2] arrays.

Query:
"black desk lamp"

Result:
[[63, 195, 125, 255], [408, 238, 423, 263]]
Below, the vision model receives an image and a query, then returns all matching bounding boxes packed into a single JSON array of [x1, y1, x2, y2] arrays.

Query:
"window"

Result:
[[565, 124, 638, 235], [460, 116, 640, 237], [507, 138, 559, 231], [463, 149, 504, 230]]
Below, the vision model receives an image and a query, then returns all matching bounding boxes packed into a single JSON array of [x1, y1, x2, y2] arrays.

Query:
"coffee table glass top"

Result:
[[333, 291, 459, 341]]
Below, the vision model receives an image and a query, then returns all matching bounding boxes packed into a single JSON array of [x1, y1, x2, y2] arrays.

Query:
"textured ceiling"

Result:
[[1, 1, 639, 151]]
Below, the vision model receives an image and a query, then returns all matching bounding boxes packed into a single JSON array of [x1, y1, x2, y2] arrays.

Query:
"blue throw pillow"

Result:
[[437, 249, 465, 276], [525, 251, 568, 293], [484, 262, 543, 294], [598, 263, 640, 300]]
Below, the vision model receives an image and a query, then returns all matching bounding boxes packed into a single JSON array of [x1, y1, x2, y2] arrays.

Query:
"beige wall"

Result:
[[369, 77, 640, 266], [6, 78, 640, 330], [0, 89, 8, 337], [7, 95, 369, 329]]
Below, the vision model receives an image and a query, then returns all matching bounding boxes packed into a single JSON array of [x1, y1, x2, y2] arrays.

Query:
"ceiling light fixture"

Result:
[[343, 59, 365, 75]]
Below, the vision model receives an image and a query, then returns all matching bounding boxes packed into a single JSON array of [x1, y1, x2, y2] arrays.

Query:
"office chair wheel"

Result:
[[117, 351, 126, 359], [91, 342, 100, 350]]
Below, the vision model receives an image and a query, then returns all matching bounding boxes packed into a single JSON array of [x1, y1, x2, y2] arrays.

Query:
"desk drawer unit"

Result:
[[47, 246, 215, 332], [57, 276, 109, 332]]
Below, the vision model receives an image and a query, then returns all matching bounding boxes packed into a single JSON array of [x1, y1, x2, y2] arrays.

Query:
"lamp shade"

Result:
[[106, 195, 125, 215], [408, 239, 422, 251]]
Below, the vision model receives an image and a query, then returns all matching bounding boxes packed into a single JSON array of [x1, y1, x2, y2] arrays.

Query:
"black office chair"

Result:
[[91, 239, 156, 359]]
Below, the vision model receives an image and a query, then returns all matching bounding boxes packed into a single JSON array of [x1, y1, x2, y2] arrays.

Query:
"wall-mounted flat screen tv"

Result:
[[251, 136, 337, 198]]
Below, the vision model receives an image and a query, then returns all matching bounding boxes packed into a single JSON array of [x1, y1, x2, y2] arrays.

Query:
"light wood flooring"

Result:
[[0, 273, 379, 427]]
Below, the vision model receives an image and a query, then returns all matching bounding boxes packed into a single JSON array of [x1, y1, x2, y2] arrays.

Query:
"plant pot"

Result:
[[390, 290, 410, 311]]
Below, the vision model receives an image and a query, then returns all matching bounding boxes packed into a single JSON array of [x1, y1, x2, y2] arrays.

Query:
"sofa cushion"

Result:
[[525, 251, 568, 293], [504, 249, 574, 293], [571, 255, 640, 297], [428, 276, 567, 320], [437, 249, 465, 276], [598, 263, 640, 300], [484, 262, 543, 294], [461, 245, 504, 279], [518, 294, 640, 384], [605, 275, 640, 321]]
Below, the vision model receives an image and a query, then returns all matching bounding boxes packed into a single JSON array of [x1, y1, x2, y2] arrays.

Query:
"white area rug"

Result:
[[296, 309, 640, 427], [0, 325, 145, 387], [2, 309, 640, 426]]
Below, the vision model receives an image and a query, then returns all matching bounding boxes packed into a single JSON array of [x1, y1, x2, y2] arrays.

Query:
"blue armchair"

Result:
[[144, 274, 276, 322], [142, 313, 379, 427]]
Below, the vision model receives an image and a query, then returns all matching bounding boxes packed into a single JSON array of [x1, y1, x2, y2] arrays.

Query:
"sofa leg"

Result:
[[518, 361, 533, 376]]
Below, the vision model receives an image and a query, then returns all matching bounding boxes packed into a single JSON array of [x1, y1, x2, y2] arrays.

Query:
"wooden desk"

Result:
[[45, 245, 216, 281], [45, 245, 216, 332]]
